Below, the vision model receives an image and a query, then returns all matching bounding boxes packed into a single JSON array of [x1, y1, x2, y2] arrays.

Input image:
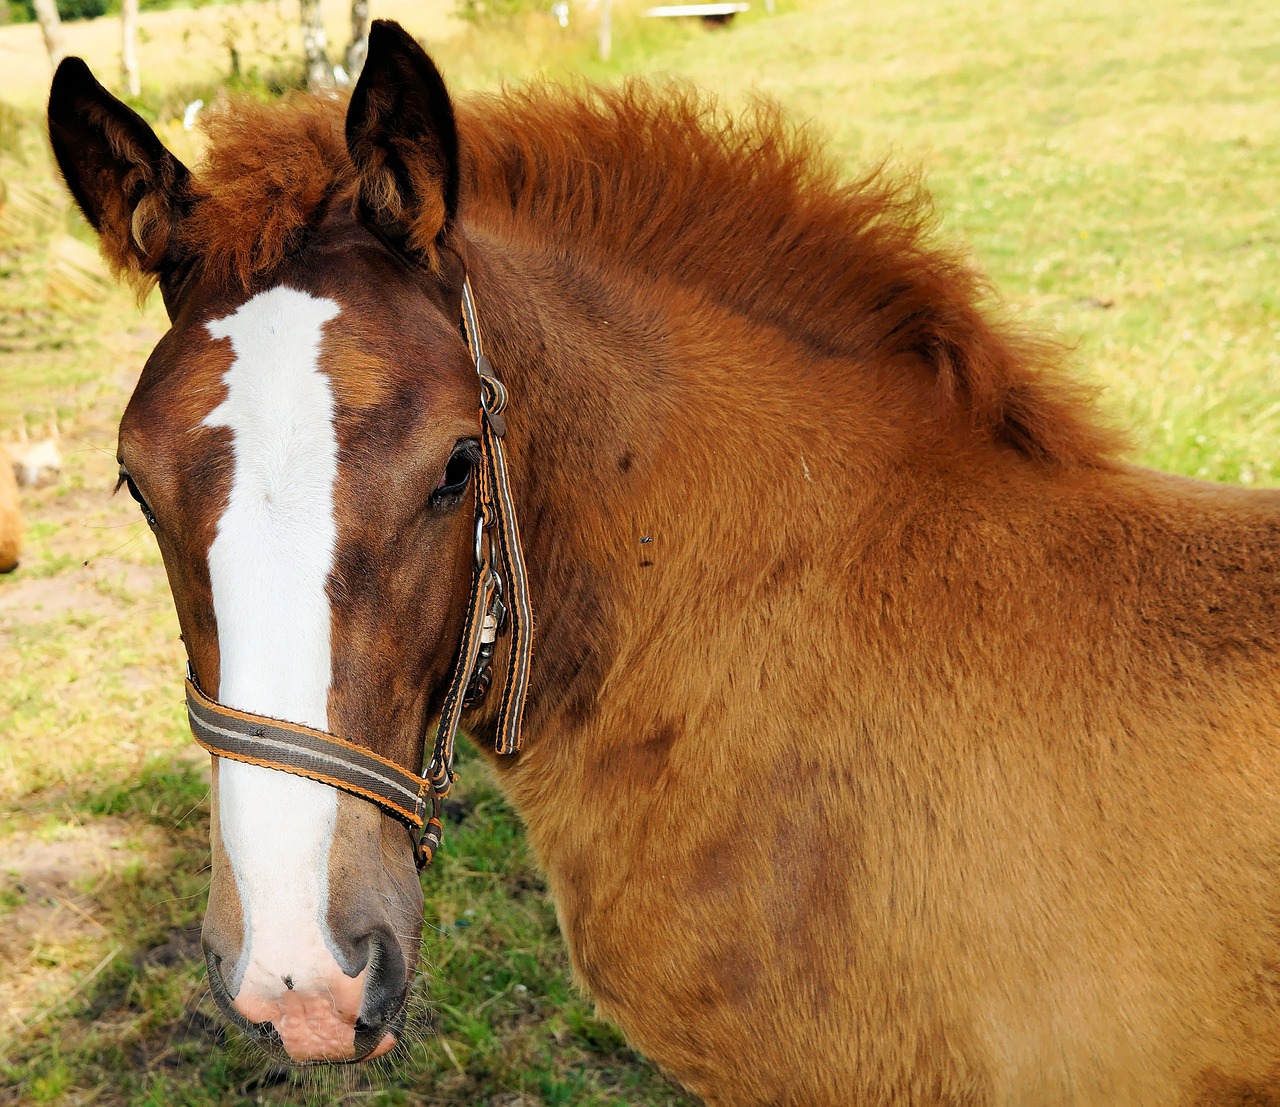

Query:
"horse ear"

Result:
[[345, 20, 459, 270], [47, 57, 193, 287]]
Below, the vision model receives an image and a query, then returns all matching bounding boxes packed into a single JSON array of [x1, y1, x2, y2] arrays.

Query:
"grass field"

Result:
[[1, 0, 1277, 1103]]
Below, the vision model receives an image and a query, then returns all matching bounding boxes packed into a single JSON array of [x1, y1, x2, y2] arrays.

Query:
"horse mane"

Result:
[[184, 82, 1122, 468]]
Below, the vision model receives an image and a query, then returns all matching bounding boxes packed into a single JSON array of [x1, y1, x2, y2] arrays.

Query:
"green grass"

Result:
[[1, 0, 1278, 1103]]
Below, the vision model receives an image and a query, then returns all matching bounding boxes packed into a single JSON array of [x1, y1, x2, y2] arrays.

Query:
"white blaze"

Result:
[[202, 286, 344, 995]]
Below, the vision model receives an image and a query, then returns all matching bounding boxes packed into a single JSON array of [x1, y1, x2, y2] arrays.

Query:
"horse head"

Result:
[[48, 23, 490, 1064]]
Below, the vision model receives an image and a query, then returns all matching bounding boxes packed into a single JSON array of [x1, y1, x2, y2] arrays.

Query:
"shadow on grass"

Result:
[[1, 747, 695, 1107]]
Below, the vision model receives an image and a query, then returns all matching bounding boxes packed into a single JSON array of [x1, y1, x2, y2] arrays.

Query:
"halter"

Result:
[[185, 276, 533, 869]]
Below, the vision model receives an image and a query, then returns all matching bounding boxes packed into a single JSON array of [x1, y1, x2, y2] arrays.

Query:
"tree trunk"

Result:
[[344, 0, 369, 84], [300, 0, 332, 91], [32, 0, 66, 71], [598, 0, 612, 61], [121, 0, 141, 98]]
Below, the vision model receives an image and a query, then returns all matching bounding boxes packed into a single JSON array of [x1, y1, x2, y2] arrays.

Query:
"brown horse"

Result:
[[0, 445, 20, 572], [47, 20, 1280, 1106]]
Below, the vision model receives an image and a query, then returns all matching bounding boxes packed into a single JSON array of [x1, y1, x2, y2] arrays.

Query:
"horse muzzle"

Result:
[[201, 761, 424, 1066], [203, 924, 408, 1064]]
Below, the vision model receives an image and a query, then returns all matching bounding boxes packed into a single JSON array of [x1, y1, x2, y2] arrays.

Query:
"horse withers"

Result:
[[47, 21, 1280, 1106]]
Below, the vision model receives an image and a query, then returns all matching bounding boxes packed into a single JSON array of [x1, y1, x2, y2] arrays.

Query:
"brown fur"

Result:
[[455, 234, 1280, 1103], [50, 32, 1280, 1105], [181, 84, 1119, 469], [0, 446, 20, 572], [51, 88, 191, 289], [179, 97, 353, 292]]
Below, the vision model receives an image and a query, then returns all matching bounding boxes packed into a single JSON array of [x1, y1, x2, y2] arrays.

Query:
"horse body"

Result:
[[46, 21, 1280, 1104], [464, 227, 1280, 1104]]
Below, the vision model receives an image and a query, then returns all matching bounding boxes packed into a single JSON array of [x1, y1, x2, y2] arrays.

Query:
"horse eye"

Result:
[[116, 468, 157, 528], [430, 441, 479, 506]]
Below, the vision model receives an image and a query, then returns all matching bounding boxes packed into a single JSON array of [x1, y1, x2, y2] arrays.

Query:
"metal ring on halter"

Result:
[[414, 792, 444, 870], [477, 358, 507, 411]]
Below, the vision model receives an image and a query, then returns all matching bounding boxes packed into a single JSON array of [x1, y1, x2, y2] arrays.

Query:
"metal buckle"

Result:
[[478, 359, 507, 413], [478, 362, 507, 436]]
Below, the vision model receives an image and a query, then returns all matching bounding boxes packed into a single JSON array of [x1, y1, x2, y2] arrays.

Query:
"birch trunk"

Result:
[[598, 0, 612, 61], [32, 0, 66, 71], [345, 0, 370, 84], [121, 0, 141, 98], [300, 0, 332, 90]]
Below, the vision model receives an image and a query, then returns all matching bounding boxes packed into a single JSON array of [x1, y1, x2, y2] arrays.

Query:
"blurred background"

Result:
[[1, 1, 1277, 1103]]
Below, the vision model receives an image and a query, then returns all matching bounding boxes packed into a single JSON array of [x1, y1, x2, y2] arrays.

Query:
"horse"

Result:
[[47, 20, 1280, 1106], [0, 445, 20, 572], [8, 416, 63, 489]]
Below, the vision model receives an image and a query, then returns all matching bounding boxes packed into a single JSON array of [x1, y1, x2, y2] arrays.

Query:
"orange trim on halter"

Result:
[[186, 678, 425, 787], [189, 731, 426, 828], [186, 679, 428, 826], [181, 274, 533, 871]]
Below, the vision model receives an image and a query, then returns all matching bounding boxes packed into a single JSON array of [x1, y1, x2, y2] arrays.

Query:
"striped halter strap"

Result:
[[185, 275, 533, 869]]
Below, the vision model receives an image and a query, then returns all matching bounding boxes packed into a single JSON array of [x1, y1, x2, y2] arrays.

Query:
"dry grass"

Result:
[[1, 0, 1277, 1102], [0, 0, 463, 112]]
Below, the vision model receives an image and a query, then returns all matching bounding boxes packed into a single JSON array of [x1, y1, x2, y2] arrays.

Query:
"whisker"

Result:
[[80, 530, 146, 562], [65, 436, 117, 459]]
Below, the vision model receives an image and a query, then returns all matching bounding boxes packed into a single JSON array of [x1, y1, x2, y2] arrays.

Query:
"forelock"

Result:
[[181, 95, 356, 291]]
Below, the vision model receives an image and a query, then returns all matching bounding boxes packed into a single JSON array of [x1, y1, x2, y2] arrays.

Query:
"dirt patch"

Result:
[[0, 404, 170, 633], [0, 818, 165, 1028], [0, 818, 158, 949], [134, 923, 204, 970], [0, 555, 164, 626], [1, 565, 129, 625]]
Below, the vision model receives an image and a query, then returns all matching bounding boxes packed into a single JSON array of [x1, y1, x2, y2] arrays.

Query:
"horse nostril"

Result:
[[205, 949, 228, 999], [205, 948, 270, 1038], [354, 928, 408, 1040]]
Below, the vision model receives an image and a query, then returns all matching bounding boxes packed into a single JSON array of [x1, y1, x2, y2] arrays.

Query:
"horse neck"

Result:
[[461, 233, 679, 747], [457, 230, 936, 791]]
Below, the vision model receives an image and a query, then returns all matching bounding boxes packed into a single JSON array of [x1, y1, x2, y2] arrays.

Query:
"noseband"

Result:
[[185, 277, 533, 869]]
